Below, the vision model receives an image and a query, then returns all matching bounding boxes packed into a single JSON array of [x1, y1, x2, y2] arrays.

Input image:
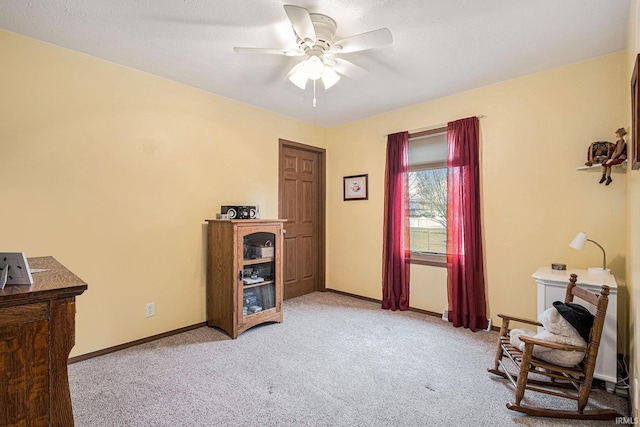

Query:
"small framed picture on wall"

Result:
[[343, 174, 368, 201]]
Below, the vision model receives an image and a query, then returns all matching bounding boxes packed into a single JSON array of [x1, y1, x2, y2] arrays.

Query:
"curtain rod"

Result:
[[408, 115, 486, 134], [386, 115, 486, 137]]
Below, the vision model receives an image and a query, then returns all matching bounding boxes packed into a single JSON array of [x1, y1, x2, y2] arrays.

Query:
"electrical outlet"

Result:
[[145, 303, 155, 318]]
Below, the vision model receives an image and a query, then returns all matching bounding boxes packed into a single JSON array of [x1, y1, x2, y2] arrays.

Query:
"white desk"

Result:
[[532, 267, 618, 392]]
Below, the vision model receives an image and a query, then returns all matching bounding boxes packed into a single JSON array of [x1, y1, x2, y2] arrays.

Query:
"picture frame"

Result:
[[343, 174, 368, 201], [632, 53, 640, 170], [0, 252, 34, 289]]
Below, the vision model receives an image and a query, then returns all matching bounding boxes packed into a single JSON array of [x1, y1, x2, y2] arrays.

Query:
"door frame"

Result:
[[278, 139, 326, 293]]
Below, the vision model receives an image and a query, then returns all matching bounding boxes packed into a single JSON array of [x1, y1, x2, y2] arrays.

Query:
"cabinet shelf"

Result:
[[243, 280, 274, 289], [243, 306, 277, 318], [243, 257, 275, 265]]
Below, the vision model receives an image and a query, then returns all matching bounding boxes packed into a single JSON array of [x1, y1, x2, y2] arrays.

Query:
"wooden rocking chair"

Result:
[[488, 273, 622, 420]]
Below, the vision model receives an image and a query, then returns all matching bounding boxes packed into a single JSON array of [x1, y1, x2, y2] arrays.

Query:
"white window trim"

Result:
[[408, 127, 447, 267], [410, 251, 446, 267]]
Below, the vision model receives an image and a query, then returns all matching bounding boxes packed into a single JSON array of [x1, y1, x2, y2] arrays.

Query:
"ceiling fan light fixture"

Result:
[[288, 66, 308, 89], [321, 66, 340, 89], [303, 56, 324, 80], [236, 5, 394, 96], [236, 5, 393, 96]]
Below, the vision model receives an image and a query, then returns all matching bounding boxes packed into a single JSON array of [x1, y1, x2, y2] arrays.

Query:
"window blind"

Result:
[[408, 131, 447, 169]]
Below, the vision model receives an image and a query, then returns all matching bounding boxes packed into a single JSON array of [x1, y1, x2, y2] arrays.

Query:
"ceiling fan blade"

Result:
[[332, 28, 392, 53], [283, 5, 316, 45], [332, 58, 368, 80], [234, 47, 304, 57]]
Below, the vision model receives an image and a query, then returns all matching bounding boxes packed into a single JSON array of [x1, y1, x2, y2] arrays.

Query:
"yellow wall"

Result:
[[326, 52, 628, 331], [626, 0, 640, 415], [0, 30, 326, 356]]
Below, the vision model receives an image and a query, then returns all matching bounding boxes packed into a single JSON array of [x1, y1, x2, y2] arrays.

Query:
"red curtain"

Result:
[[446, 117, 488, 331], [382, 131, 410, 311]]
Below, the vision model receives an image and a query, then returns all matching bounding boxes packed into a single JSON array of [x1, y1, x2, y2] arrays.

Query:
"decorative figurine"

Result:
[[585, 141, 615, 167], [599, 128, 627, 185]]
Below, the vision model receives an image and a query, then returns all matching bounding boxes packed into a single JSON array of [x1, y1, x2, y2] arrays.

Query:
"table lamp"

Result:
[[569, 232, 610, 276]]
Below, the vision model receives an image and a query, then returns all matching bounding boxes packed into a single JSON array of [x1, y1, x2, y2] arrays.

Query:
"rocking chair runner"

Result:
[[488, 273, 622, 420]]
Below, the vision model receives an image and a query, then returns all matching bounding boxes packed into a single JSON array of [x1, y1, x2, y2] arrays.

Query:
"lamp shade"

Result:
[[569, 231, 609, 275], [288, 62, 308, 89], [321, 66, 340, 89], [569, 232, 588, 251]]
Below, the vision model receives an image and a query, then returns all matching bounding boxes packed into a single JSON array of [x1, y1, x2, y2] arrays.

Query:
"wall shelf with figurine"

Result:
[[577, 128, 628, 174]]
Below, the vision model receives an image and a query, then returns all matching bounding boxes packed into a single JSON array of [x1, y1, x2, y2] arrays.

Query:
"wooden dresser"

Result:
[[0, 256, 87, 426]]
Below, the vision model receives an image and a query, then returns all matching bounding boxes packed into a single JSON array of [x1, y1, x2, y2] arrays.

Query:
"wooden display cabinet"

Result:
[[206, 219, 285, 339]]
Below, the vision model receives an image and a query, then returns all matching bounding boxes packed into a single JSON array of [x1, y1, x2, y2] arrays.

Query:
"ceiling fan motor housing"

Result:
[[309, 14, 337, 52]]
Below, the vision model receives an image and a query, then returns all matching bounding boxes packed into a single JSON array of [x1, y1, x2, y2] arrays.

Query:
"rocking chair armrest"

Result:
[[518, 335, 588, 353], [496, 313, 543, 328]]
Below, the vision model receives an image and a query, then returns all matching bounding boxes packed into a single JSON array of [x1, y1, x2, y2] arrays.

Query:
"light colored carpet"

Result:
[[68, 291, 628, 426]]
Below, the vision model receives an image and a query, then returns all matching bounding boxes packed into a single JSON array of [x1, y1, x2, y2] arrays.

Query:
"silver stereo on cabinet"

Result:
[[221, 205, 258, 220]]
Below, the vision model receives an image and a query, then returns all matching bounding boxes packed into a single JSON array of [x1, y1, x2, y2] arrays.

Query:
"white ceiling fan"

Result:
[[234, 5, 392, 95]]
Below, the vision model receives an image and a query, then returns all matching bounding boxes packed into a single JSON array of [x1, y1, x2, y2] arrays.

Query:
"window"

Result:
[[407, 127, 447, 266]]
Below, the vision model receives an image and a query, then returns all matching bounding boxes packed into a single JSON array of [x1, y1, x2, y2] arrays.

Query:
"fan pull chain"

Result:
[[313, 80, 317, 108]]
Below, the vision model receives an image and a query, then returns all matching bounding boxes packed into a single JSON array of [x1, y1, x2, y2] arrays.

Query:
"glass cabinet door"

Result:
[[239, 229, 277, 320]]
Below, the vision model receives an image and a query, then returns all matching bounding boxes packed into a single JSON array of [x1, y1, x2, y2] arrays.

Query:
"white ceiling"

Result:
[[0, 1, 631, 127]]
